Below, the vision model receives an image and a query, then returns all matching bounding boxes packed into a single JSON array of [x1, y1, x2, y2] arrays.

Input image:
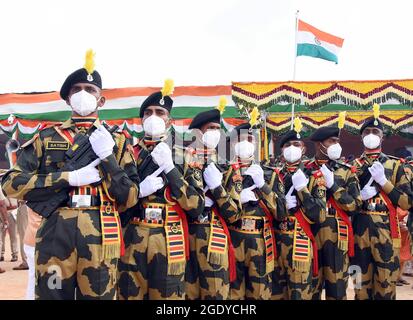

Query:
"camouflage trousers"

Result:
[[351, 213, 400, 300], [185, 223, 230, 300], [117, 222, 185, 300], [35, 208, 118, 300], [229, 229, 272, 300], [311, 217, 350, 300], [272, 232, 313, 300]]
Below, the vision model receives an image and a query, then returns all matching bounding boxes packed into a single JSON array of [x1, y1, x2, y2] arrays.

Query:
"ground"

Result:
[[1, 236, 412, 300]]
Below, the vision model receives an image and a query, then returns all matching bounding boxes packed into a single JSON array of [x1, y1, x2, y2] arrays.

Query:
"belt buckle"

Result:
[[71, 195, 91, 208], [197, 213, 209, 223], [279, 221, 288, 231], [145, 208, 162, 221], [367, 203, 376, 211], [242, 218, 256, 231]]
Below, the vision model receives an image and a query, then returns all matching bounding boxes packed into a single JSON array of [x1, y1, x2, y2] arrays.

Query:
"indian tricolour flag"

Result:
[[296, 19, 344, 64]]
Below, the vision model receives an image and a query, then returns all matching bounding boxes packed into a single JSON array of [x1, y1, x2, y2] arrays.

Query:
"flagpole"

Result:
[[291, 10, 299, 129]]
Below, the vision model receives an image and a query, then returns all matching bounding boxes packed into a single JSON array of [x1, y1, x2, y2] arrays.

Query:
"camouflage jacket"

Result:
[[181, 147, 240, 223], [353, 153, 413, 211], [278, 160, 327, 224], [128, 139, 205, 221], [1, 119, 139, 213], [306, 158, 362, 216], [222, 160, 281, 224]]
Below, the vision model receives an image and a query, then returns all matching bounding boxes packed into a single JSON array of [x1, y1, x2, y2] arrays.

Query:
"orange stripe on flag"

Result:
[[298, 20, 344, 47]]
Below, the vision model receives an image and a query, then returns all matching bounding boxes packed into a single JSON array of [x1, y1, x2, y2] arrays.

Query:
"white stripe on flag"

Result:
[[296, 31, 341, 56]]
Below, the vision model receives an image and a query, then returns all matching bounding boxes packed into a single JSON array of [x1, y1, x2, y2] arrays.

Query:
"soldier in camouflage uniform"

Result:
[[117, 80, 205, 300], [308, 126, 362, 300], [271, 127, 327, 300], [351, 115, 413, 300], [223, 123, 284, 300], [1, 52, 140, 299], [184, 105, 239, 300]]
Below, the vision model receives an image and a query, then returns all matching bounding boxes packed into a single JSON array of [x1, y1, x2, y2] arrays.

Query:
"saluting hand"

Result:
[[368, 162, 388, 187], [89, 126, 115, 160], [244, 164, 265, 189], [151, 142, 175, 174]]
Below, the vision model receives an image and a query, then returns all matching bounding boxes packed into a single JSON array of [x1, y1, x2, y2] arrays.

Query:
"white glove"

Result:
[[320, 164, 334, 189], [240, 187, 258, 204], [89, 126, 115, 160], [286, 194, 298, 210], [68, 159, 101, 187], [368, 162, 388, 187], [205, 196, 214, 208], [292, 169, 309, 192], [203, 163, 223, 190], [360, 184, 378, 201], [139, 167, 165, 198], [244, 164, 265, 188], [151, 142, 175, 174]]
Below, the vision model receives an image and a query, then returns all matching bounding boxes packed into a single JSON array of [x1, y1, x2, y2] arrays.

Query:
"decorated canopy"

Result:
[[232, 79, 413, 138], [1, 79, 413, 141]]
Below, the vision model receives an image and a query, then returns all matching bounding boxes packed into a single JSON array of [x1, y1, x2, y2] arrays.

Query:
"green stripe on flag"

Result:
[[297, 43, 338, 64]]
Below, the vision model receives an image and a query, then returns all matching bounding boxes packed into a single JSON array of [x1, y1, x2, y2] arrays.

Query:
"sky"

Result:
[[1, 0, 412, 93]]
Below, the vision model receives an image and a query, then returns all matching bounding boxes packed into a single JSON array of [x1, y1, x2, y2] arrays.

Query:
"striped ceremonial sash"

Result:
[[263, 217, 275, 273], [292, 219, 312, 272], [165, 206, 186, 275], [98, 186, 122, 260], [207, 210, 227, 266]]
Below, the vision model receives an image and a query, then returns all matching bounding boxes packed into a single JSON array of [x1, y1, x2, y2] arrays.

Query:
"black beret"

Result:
[[310, 126, 339, 142], [139, 92, 173, 118], [359, 116, 383, 134], [189, 109, 221, 130], [278, 130, 302, 148], [60, 68, 102, 100]]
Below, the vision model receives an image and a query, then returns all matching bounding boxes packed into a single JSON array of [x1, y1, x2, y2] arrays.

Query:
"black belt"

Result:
[[232, 217, 265, 230], [362, 202, 388, 212], [67, 195, 101, 208], [188, 208, 213, 223], [275, 219, 295, 232], [326, 207, 336, 217]]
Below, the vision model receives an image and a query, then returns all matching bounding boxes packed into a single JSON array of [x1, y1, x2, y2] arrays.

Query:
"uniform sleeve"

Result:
[[210, 184, 240, 224], [331, 169, 362, 216], [1, 136, 70, 201], [297, 176, 326, 224], [257, 182, 278, 218], [381, 161, 413, 210], [269, 172, 287, 221], [169, 152, 205, 219], [99, 135, 139, 213], [219, 169, 243, 224]]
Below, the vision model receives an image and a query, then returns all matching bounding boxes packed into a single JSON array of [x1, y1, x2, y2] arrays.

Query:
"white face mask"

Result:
[[202, 130, 221, 149], [363, 134, 381, 150], [143, 114, 166, 137], [283, 145, 302, 163], [326, 143, 342, 160], [235, 140, 255, 160], [70, 90, 99, 116]]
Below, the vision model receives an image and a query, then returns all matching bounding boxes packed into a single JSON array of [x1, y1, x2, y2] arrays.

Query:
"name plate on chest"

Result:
[[46, 141, 70, 150]]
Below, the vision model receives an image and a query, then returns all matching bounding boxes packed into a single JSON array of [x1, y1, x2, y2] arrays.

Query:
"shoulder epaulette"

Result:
[[313, 169, 323, 178], [20, 133, 40, 148], [388, 155, 404, 163], [231, 163, 241, 170], [122, 130, 131, 139]]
